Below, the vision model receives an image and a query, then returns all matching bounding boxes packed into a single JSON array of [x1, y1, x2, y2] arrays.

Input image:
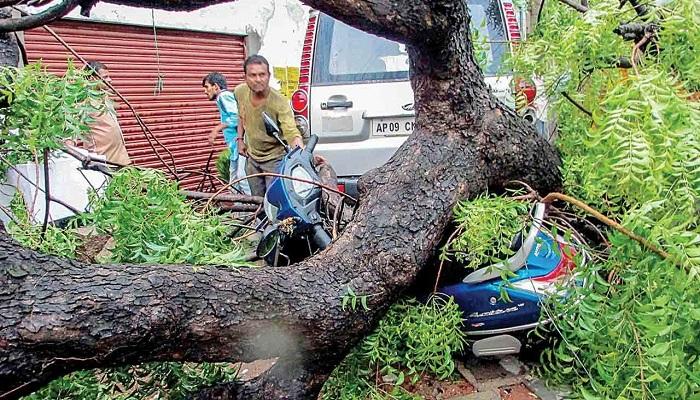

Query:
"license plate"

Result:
[[371, 117, 415, 136]]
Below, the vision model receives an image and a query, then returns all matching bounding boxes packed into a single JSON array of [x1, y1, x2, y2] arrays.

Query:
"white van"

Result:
[[290, 0, 542, 196]]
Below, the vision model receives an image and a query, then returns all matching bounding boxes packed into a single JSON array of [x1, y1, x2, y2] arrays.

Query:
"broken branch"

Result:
[[562, 92, 593, 117], [0, 0, 81, 32], [541, 192, 683, 269], [181, 190, 263, 205], [557, 0, 588, 13]]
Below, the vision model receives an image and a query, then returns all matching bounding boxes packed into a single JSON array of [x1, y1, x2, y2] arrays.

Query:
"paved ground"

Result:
[[236, 355, 568, 400], [450, 355, 567, 400]]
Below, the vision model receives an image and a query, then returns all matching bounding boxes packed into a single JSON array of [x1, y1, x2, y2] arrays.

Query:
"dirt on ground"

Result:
[[400, 374, 476, 399], [500, 384, 541, 400], [74, 228, 113, 263], [241, 355, 556, 400]]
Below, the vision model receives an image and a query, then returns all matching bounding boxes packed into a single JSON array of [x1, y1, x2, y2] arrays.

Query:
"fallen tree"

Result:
[[0, 0, 561, 398]]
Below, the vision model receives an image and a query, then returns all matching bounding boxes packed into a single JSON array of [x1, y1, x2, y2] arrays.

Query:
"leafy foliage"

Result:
[[8, 169, 248, 399], [6, 193, 81, 258], [322, 297, 465, 399], [342, 285, 371, 311], [81, 168, 248, 266], [216, 148, 231, 182], [446, 193, 529, 269], [508, 0, 700, 397], [656, 0, 700, 91], [24, 362, 239, 400], [0, 62, 101, 178]]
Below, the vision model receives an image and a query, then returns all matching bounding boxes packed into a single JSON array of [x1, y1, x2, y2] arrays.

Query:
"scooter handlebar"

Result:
[[305, 135, 319, 154]]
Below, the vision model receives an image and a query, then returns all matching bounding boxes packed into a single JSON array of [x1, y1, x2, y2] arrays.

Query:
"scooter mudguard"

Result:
[[439, 283, 542, 333], [265, 146, 322, 226], [266, 157, 304, 221]]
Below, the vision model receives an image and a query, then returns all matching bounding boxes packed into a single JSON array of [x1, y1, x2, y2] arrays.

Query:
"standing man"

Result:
[[234, 55, 303, 198], [202, 72, 250, 194], [80, 61, 131, 165]]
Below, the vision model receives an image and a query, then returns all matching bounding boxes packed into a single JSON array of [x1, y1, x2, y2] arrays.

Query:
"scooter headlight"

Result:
[[291, 166, 314, 198]]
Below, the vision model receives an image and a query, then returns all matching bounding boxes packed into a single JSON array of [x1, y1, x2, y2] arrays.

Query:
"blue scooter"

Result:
[[438, 202, 586, 357], [256, 112, 332, 266]]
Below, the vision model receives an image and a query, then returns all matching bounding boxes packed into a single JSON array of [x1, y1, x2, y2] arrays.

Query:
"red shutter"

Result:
[[24, 19, 246, 190]]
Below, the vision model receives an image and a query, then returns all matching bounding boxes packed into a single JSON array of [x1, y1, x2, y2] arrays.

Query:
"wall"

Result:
[[62, 0, 310, 90]]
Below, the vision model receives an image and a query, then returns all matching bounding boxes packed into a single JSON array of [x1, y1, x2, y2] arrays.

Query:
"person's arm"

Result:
[[208, 123, 227, 146], [277, 100, 303, 149], [236, 118, 247, 156]]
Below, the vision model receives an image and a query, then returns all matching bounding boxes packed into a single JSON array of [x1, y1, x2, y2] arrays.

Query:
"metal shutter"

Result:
[[24, 19, 246, 190]]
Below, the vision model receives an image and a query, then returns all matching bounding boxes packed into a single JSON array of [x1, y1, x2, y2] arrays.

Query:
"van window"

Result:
[[312, 14, 409, 85], [312, 1, 509, 85], [468, 0, 509, 76]]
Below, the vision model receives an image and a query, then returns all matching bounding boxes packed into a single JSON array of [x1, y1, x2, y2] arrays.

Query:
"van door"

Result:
[[308, 1, 514, 178], [309, 14, 414, 177]]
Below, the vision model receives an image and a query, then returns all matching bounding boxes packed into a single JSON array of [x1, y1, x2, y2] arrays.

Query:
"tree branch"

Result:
[[541, 193, 684, 270], [299, 0, 439, 45], [0, 0, 81, 33], [180, 190, 262, 205], [0, 0, 22, 7], [614, 22, 658, 41], [0, 229, 368, 398], [620, 0, 649, 19], [557, 0, 588, 13], [100, 0, 231, 12], [562, 92, 592, 117]]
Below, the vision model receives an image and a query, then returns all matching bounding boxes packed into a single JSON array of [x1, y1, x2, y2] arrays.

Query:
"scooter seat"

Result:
[[463, 203, 546, 284]]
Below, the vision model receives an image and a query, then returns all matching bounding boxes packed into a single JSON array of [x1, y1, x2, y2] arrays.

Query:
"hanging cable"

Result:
[[151, 9, 165, 96]]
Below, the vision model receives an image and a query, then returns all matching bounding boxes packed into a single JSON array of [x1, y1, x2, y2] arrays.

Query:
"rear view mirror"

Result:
[[262, 112, 280, 137]]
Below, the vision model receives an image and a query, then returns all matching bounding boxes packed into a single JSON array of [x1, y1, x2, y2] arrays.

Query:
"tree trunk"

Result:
[[0, 0, 561, 399], [0, 9, 20, 69]]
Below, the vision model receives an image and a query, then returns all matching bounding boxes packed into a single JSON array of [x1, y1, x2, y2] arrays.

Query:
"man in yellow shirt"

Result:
[[234, 55, 303, 197]]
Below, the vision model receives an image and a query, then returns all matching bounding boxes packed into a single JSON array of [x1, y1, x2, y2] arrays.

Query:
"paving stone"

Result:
[[524, 378, 570, 400], [236, 358, 277, 381], [447, 389, 501, 400], [480, 376, 522, 392], [499, 355, 526, 375], [457, 361, 479, 386], [458, 357, 522, 392]]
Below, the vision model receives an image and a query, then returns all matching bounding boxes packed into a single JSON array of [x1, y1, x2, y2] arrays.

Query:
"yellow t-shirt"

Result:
[[234, 84, 302, 162]]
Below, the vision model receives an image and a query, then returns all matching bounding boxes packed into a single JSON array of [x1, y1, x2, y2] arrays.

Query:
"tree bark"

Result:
[[0, 0, 561, 399], [0, 9, 20, 68]]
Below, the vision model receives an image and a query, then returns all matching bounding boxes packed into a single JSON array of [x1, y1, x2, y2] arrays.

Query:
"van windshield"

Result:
[[312, 0, 510, 85]]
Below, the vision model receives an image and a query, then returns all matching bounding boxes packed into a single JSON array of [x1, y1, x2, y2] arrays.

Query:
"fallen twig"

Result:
[[181, 190, 262, 205], [557, 0, 588, 13], [40, 148, 50, 239], [541, 192, 683, 269], [631, 31, 654, 74], [507, 180, 542, 201], [549, 207, 611, 247], [433, 226, 464, 293], [204, 172, 357, 212], [217, 204, 261, 212], [62, 146, 128, 169], [562, 92, 593, 117]]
